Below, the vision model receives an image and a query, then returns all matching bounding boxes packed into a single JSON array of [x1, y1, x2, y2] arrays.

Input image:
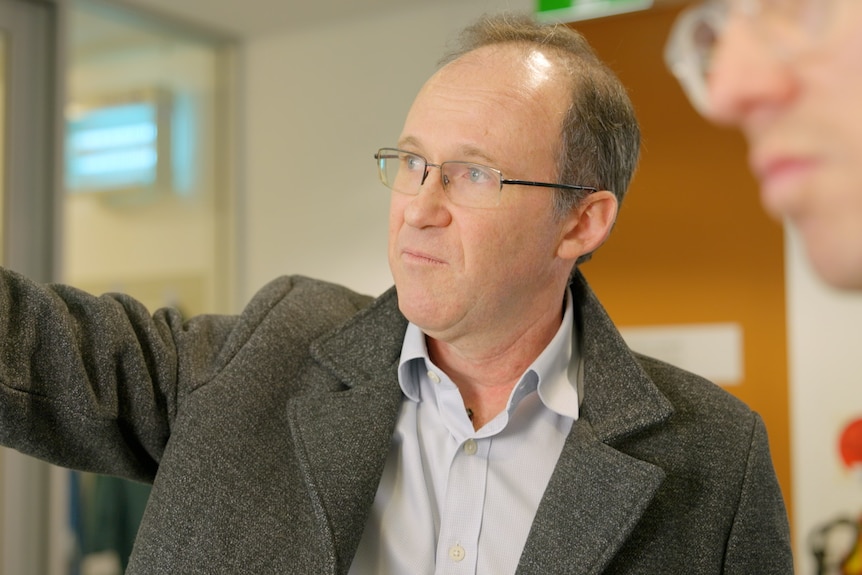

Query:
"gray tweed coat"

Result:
[[0, 268, 792, 574]]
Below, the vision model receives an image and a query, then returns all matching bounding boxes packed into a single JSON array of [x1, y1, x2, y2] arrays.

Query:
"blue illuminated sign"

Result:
[[66, 96, 170, 194]]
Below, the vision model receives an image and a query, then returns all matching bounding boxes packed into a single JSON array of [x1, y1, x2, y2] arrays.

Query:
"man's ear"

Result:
[[556, 190, 619, 261]]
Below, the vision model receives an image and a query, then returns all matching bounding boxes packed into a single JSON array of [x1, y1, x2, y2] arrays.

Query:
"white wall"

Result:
[[786, 227, 862, 572], [241, 0, 531, 301]]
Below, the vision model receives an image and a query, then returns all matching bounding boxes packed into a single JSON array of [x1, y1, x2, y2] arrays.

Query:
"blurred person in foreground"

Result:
[[666, 0, 862, 290], [0, 12, 791, 574]]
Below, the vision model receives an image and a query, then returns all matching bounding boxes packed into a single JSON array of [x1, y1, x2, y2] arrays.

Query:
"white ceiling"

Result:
[[105, 0, 432, 38], [104, 0, 689, 39]]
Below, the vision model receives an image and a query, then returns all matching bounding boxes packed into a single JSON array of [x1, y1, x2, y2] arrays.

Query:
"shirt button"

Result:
[[463, 439, 477, 455], [427, 370, 441, 384], [449, 544, 466, 562]]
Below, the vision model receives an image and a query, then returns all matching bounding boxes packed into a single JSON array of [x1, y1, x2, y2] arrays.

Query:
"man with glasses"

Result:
[[0, 12, 791, 574], [666, 0, 862, 290]]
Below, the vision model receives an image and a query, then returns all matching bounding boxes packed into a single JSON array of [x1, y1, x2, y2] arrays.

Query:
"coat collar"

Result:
[[571, 270, 674, 443], [291, 272, 673, 574]]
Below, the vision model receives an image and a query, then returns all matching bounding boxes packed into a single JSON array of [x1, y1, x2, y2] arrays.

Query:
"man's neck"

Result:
[[425, 297, 566, 429]]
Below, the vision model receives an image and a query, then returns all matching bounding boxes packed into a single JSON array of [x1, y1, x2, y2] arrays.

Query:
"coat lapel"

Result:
[[518, 420, 666, 575], [517, 272, 674, 574], [287, 288, 407, 575]]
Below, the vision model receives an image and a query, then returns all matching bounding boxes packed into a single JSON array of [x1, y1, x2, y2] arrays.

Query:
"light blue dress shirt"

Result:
[[349, 289, 583, 575]]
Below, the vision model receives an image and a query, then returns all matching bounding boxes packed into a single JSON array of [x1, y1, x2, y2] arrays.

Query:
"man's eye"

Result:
[[468, 166, 491, 183], [405, 155, 423, 171]]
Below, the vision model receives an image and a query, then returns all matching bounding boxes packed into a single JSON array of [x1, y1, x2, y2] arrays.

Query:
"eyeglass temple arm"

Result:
[[502, 179, 597, 192]]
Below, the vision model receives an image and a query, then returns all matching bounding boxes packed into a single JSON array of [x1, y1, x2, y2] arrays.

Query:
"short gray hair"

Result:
[[440, 13, 641, 263]]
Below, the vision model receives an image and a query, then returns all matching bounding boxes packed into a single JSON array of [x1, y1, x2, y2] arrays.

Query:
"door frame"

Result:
[[0, 1, 66, 574]]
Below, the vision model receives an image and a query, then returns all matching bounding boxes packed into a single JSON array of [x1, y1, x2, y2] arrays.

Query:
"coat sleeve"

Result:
[[724, 413, 794, 574], [0, 267, 239, 482]]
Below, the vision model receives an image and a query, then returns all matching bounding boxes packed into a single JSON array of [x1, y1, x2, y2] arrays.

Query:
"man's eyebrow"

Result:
[[396, 138, 498, 166], [455, 144, 496, 166], [396, 135, 422, 151]]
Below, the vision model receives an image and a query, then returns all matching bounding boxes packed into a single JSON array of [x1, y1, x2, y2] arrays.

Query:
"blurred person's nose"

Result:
[[705, 17, 797, 128]]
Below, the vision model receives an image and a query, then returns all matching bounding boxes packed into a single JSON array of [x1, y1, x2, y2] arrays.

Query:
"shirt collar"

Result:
[[397, 287, 582, 420]]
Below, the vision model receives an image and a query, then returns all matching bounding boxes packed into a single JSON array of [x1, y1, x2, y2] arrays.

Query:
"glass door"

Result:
[[63, 2, 236, 573], [0, 1, 62, 575], [0, 0, 234, 572]]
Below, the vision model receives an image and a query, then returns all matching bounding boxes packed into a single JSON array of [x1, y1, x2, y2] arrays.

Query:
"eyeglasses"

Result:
[[374, 148, 597, 209], [665, 0, 837, 116]]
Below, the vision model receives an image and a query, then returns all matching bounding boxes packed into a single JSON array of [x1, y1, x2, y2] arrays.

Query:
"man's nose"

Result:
[[403, 165, 451, 228]]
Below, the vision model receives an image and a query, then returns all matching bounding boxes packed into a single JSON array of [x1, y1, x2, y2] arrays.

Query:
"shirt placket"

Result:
[[434, 434, 490, 575]]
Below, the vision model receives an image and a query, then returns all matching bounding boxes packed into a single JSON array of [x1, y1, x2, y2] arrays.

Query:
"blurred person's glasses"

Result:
[[665, 0, 836, 116], [374, 148, 597, 209]]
